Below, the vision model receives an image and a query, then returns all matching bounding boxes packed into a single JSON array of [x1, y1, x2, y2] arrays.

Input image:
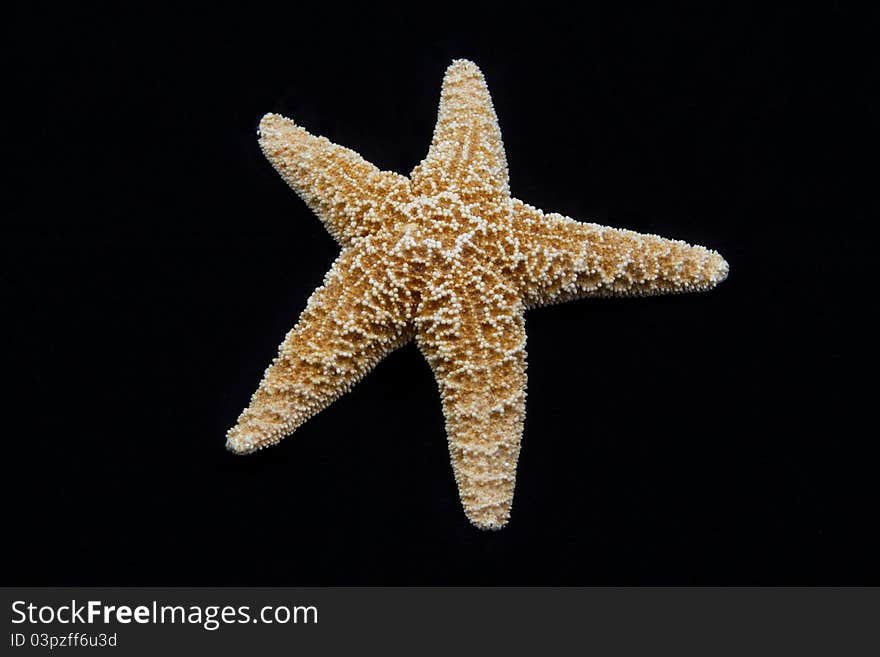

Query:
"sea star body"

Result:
[[226, 60, 728, 529]]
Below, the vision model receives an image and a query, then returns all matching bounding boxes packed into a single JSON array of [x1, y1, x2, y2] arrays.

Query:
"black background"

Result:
[[4, 2, 876, 584]]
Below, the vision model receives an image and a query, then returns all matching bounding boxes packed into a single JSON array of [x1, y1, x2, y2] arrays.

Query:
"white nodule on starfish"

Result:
[[226, 59, 729, 530]]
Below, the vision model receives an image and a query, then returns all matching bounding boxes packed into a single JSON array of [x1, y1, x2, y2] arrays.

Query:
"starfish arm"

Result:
[[415, 268, 527, 530], [226, 241, 415, 454], [410, 60, 509, 204], [510, 199, 729, 307], [258, 113, 412, 245]]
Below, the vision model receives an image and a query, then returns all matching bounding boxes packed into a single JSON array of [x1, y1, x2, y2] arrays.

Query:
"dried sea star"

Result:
[[226, 60, 729, 529]]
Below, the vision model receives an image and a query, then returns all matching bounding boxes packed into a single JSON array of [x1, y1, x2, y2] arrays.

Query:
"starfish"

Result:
[[226, 59, 728, 529]]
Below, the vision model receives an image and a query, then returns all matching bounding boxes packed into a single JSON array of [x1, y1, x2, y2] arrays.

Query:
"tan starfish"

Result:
[[226, 59, 728, 529]]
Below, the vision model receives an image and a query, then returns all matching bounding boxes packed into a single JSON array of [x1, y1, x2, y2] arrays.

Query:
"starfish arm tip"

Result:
[[469, 519, 510, 532], [259, 111, 286, 126], [225, 432, 259, 455], [697, 249, 729, 291], [257, 112, 295, 143], [443, 58, 487, 85], [448, 58, 480, 71], [716, 254, 730, 284], [465, 505, 512, 531]]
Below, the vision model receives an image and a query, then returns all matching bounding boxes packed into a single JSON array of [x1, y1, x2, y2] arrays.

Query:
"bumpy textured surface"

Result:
[[226, 59, 729, 529]]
